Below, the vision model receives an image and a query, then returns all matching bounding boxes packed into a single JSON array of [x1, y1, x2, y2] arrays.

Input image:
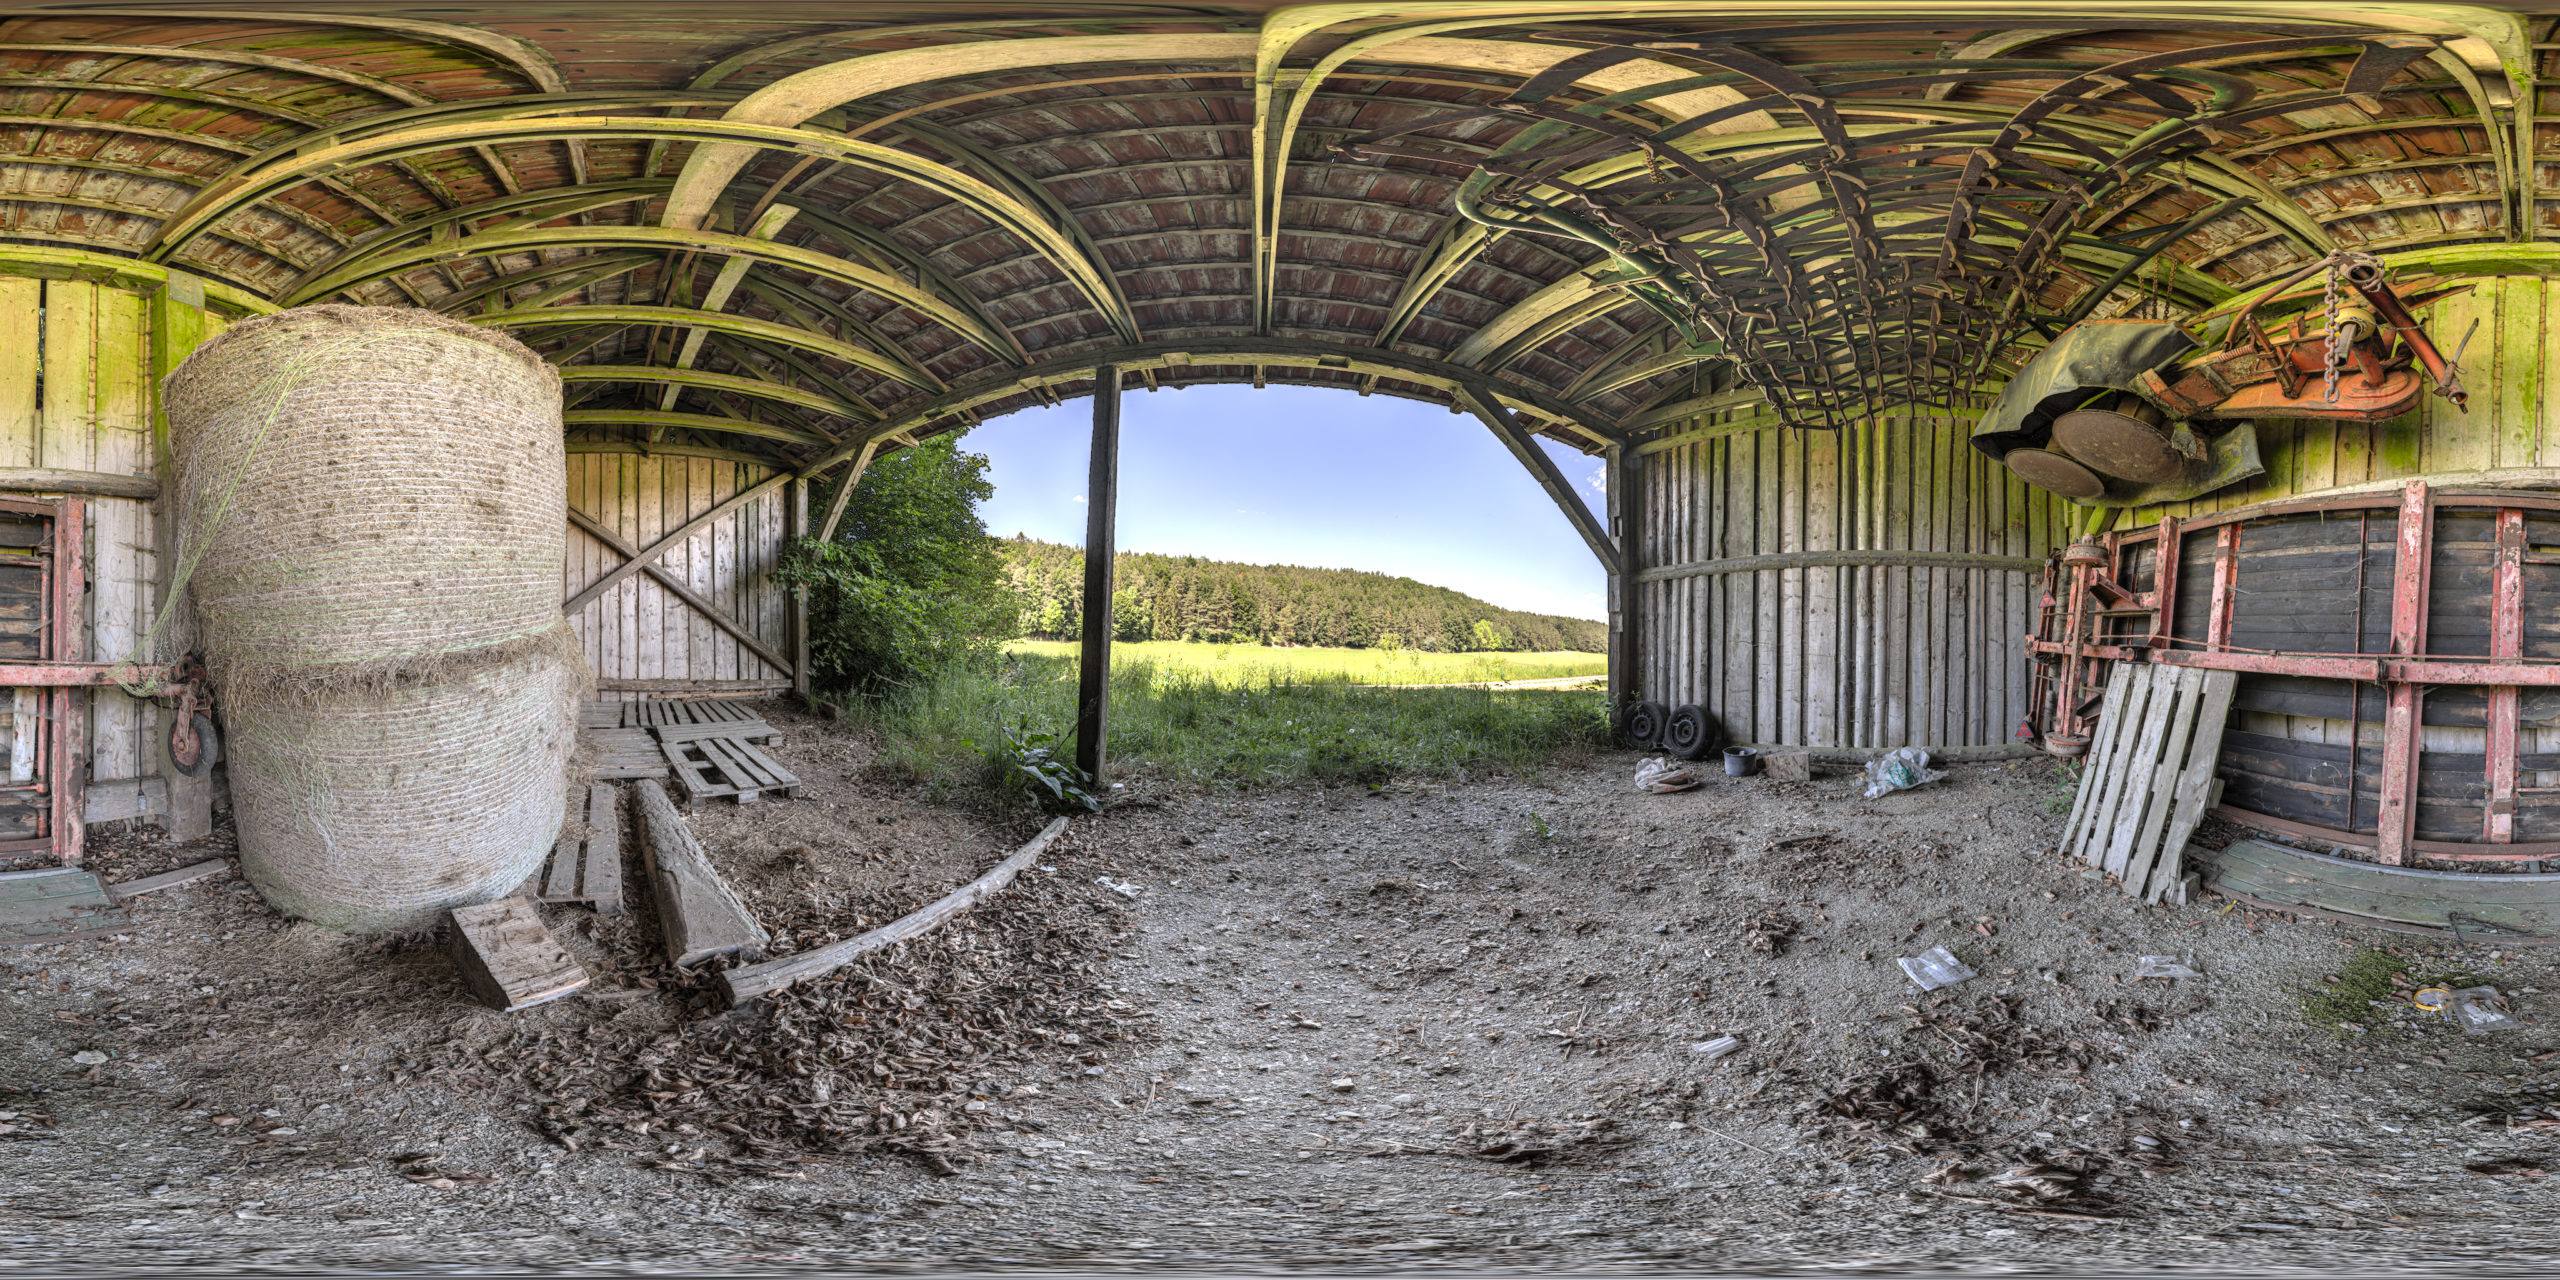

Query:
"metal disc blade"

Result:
[[2003, 448, 2107, 499], [2053, 407, 2184, 482]]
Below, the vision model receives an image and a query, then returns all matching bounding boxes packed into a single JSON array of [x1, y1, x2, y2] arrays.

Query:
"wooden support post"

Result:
[[1076, 365, 1122, 782], [2486, 507, 2524, 843], [2376, 480, 2433, 866], [146, 284, 211, 843], [48, 497, 84, 865], [810, 439, 878, 546], [1605, 441, 1643, 713], [787, 475, 809, 699]]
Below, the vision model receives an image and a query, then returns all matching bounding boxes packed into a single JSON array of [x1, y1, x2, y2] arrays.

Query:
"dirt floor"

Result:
[[8, 701, 2560, 1273]]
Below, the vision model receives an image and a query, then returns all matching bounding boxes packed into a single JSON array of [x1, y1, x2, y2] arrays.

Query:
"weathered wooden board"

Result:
[[661, 734, 801, 807], [448, 898, 588, 1011], [105, 858, 228, 900], [723, 817, 1068, 1005], [2059, 663, 2235, 900], [2205, 836, 2560, 939], [536, 785, 625, 914], [0, 867, 125, 945], [652, 719, 781, 747], [632, 778, 768, 967]]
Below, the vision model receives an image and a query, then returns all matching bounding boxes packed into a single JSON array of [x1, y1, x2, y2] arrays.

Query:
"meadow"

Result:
[[848, 648, 1610, 798], [999, 639, 1604, 688]]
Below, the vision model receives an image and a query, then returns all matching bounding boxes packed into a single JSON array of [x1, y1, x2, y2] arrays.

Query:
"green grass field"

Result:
[[1001, 639, 1604, 688], [847, 649, 1610, 799]]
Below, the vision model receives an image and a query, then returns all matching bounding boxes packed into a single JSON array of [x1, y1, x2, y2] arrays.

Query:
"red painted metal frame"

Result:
[[2488, 508, 2525, 845], [2375, 480, 2433, 866], [2030, 480, 2560, 868]]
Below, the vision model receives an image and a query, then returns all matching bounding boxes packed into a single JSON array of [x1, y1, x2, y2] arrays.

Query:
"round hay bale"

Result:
[[162, 304, 564, 696], [226, 646, 582, 934]]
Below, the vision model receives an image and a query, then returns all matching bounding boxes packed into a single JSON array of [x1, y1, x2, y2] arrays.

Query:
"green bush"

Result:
[[778, 436, 1017, 697]]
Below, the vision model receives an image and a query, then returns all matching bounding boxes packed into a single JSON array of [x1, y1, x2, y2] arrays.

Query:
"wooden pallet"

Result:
[[622, 699, 766, 730], [662, 735, 802, 807], [587, 726, 669, 781], [537, 784, 625, 915], [651, 719, 780, 748], [2059, 661, 2236, 903]]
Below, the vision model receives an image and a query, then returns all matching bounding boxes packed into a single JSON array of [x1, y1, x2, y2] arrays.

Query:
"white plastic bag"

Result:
[[1862, 747, 1947, 799], [2134, 955, 2203, 980], [2449, 986, 2520, 1035], [1897, 945, 1977, 992], [1691, 1035, 1742, 1059], [1633, 758, 1700, 793]]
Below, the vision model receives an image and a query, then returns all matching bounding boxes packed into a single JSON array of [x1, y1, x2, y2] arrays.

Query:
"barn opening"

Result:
[[8, 2, 2560, 1268]]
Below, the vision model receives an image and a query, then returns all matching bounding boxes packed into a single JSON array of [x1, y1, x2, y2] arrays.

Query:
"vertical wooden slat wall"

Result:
[[1635, 414, 2072, 750], [562, 451, 790, 691], [0, 275, 173, 783]]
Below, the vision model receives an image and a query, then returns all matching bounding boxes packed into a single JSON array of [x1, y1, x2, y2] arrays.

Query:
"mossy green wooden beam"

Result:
[[281, 224, 1011, 358], [556, 366, 872, 423], [473, 303, 932, 389], [561, 409, 827, 448], [144, 117, 1114, 343]]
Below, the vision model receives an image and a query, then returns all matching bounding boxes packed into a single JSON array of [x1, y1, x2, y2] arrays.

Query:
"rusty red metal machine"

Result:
[[2024, 481, 2560, 868], [0, 494, 211, 868]]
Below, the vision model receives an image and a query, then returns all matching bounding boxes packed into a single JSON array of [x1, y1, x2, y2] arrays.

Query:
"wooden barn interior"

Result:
[[8, 1, 2560, 941]]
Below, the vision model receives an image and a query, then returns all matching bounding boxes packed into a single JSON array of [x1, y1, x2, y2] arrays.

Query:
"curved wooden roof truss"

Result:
[[0, 3, 2543, 474]]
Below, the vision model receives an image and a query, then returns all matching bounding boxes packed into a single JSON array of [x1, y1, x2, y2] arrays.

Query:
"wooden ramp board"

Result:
[[662, 735, 802, 807], [2205, 836, 2560, 939], [586, 727, 669, 782], [633, 779, 769, 968], [576, 700, 623, 731], [2057, 661, 2236, 903], [0, 867, 125, 945], [448, 897, 588, 1011], [536, 785, 624, 915]]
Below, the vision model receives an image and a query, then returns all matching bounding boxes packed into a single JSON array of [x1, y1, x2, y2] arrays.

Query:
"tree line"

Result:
[[999, 537, 1606, 653]]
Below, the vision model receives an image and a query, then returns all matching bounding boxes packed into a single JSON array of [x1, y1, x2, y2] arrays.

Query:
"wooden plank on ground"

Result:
[[2059, 663, 2134, 856], [652, 720, 781, 746], [722, 817, 1069, 1006], [448, 897, 588, 1011], [2205, 835, 2560, 935], [106, 858, 227, 901], [0, 867, 124, 945], [633, 778, 768, 967], [2146, 670, 2237, 903], [582, 783, 623, 917]]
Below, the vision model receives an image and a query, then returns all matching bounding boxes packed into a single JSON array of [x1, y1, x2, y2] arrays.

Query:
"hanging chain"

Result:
[[2321, 255, 2350, 405]]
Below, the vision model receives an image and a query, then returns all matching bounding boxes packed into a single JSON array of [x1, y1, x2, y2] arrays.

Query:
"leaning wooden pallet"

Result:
[[2056, 661, 2236, 903]]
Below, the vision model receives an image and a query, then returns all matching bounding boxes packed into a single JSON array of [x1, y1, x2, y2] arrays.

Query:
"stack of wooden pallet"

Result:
[[2057, 661, 2236, 904], [573, 699, 802, 805]]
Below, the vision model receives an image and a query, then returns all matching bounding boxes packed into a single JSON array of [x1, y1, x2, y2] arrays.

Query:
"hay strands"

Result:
[[721, 817, 1069, 1006]]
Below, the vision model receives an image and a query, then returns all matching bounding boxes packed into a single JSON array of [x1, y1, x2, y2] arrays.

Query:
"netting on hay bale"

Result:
[[162, 305, 583, 933]]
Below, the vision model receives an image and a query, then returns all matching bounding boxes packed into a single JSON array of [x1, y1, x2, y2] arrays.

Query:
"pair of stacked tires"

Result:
[[163, 306, 580, 933], [1618, 700, 1724, 759]]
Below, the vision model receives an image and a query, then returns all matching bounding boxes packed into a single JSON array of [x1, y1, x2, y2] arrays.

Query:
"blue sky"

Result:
[[964, 383, 1608, 622]]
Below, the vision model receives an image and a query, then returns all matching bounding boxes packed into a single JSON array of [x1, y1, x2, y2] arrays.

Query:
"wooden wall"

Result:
[[1633, 415, 2076, 751], [563, 448, 791, 693], [0, 273, 193, 785]]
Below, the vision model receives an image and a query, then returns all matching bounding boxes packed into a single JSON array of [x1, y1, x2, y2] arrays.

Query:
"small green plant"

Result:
[[2043, 758, 2085, 815], [1528, 810, 1552, 839], [2302, 946, 2477, 1033], [967, 724, 1102, 813]]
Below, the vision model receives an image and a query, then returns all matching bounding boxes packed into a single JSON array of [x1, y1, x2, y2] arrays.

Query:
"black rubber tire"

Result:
[[169, 712, 218, 778], [1665, 704, 1724, 760], [1618, 700, 1670, 750]]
